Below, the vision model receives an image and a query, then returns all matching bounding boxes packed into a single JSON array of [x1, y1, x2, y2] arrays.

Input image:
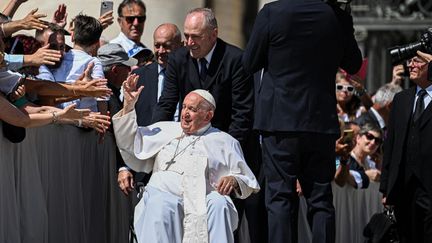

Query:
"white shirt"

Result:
[[197, 42, 216, 73], [370, 107, 386, 129], [110, 32, 142, 55], [157, 64, 180, 121], [413, 85, 432, 113], [37, 49, 106, 111], [157, 64, 164, 101]]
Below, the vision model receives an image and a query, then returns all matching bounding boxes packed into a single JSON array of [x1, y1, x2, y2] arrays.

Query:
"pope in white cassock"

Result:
[[112, 74, 260, 243]]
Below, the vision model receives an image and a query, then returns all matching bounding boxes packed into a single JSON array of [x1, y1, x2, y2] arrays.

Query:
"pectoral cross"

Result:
[[165, 159, 176, 170]]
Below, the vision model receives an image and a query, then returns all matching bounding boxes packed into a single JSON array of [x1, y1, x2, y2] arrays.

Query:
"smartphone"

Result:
[[100, 0, 113, 16], [7, 77, 26, 102], [342, 129, 354, 145]]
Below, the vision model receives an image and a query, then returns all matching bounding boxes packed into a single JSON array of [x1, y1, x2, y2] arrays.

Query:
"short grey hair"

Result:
[[187, 8, 218, 29], [372, 83, 402, 106], [359, 122, 382, 137]]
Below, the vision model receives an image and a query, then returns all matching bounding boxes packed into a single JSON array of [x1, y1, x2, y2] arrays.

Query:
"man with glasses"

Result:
[[111, 0, 152, 66], [113, 84, 259, 243], [381, 50, 432, 243]]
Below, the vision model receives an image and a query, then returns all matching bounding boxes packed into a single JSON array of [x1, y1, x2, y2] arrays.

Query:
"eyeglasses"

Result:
[[408, 57, 427, 68], [363, 132, 382, 144], [120, 15, 146, 24], [336, 84, 354, 93]]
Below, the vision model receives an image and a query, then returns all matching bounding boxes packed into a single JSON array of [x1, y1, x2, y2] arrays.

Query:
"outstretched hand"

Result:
[[56, 104, 90, 121], [75, 61, 95, 84], [77, 80, 112, 98], [82, 112, 111, 133], [74, 62, 112, 98], [18, 8, 48, 30], [27, 44, 61, 66], [52, 4, 68, 28], [122, 74, 143, 115]]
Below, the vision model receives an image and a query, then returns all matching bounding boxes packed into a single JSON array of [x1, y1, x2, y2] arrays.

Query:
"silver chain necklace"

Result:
[[164, 126, 211, 170]]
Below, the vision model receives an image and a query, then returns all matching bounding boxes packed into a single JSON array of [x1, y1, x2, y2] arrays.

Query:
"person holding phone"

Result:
[[110, 0, 152, 66], [335, 122, 382, 189]]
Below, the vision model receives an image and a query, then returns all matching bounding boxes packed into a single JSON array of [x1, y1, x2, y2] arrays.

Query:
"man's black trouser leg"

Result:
[[261, 132, 336, 243]]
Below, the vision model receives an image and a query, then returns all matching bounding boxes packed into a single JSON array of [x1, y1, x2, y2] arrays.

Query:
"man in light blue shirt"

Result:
[[37, 14, 106, 112]]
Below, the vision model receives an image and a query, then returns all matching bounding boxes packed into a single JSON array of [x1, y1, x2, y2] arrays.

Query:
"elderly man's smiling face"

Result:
[[183, 12, 217, 59], [181, 92, 214, 134], [408, 56, 429, 85]]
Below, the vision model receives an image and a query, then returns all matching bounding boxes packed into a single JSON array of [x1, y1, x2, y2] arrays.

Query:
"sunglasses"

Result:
[[121, 15, 146, 24], [363, 132, 382, 144], [336, 84, 354, 93]]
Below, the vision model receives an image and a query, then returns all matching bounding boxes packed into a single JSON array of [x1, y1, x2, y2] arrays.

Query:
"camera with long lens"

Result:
[[389, 28, 432, 65]]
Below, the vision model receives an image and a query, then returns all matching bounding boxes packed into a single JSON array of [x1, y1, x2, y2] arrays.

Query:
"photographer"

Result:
[[380, 49, 432, 242]]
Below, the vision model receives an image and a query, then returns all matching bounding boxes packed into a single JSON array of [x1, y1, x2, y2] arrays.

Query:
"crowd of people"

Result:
[[2, 0, 432, 243]]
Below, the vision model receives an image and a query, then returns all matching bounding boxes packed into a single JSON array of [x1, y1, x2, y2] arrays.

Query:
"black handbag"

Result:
[[363, 206, 400, 243]]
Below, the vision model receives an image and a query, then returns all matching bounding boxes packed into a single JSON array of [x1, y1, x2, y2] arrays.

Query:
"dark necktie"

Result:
[[413, 89, 427, 122], [199, 58, 208, 81]]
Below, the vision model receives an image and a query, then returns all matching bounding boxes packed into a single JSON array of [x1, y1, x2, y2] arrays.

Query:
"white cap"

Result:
[[191, 89, 216, 109]]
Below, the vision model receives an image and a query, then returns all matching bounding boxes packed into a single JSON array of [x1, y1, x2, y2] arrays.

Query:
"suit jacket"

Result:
[[380, 87, 432, 204], [242, 0, 362, 134], [132, 62, 160, 126], [152, 38, 254, 144]]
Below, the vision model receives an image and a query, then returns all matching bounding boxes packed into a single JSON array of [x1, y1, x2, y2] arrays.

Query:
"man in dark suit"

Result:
[[242, 1, 362, 243], [133, 23, 182, 126], [117, 23, 183, 194], [152, 8, 253, 147], [380, 51, 432, 243]]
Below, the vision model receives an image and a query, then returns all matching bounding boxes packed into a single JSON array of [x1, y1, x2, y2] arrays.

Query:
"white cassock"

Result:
[[112, 110, 260, 243]]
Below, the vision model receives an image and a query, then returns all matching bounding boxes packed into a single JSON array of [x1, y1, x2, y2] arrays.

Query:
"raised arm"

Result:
[[1, 9, 48, 37]]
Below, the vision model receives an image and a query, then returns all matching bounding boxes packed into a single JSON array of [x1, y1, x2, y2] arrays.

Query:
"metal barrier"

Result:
[[0, 124, 131, 243]]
